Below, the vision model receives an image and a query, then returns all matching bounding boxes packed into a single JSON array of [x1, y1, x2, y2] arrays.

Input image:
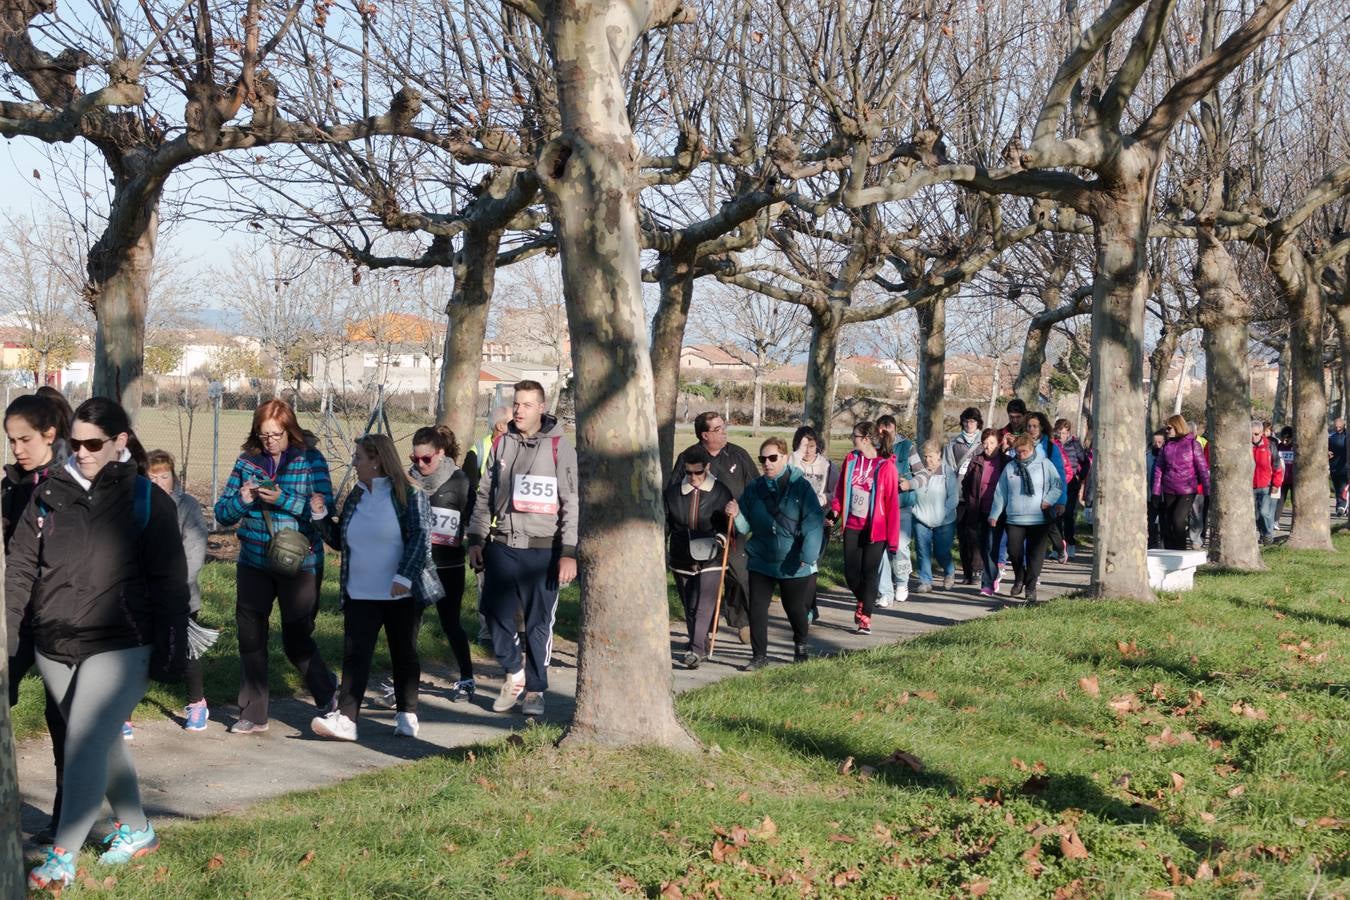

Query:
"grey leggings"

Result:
[[37, 645, 151, 852]]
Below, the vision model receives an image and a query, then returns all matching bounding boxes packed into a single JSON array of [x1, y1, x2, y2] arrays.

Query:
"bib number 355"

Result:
[[512, 474, 559, 515]]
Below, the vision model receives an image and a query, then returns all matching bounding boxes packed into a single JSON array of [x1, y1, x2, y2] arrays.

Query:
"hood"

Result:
[[411, 457, 459, 494], [4, 439, 70, 484], [54, 453, 137, 495], [506, 413, 565, 444]]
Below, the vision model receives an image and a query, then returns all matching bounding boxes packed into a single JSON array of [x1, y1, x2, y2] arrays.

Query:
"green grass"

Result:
[[49, 533, 1350, 898]]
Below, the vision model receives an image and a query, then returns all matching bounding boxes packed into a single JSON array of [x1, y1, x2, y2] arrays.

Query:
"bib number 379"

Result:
[[430, 507, 461, 547], [512, 474, 559, 515]]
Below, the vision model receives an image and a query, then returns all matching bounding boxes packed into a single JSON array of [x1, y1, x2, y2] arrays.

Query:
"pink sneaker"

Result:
[[979, 586, 994, 597]]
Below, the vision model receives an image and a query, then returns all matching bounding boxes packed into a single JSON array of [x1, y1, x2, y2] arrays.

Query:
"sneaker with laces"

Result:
[[184, 700, 208, 732], [393, 712, 420, 737], [28, 846, 75, 888], [521, 692, 545, 716], [682, 651, 701, 669], [895, 586, 909, 603], [228, 718, 269, 735], [370, 677, 397, 709], [493, 672, 526, 712], [121, 721, 134, 741], [449, 678, 476, 701], [99, 821, 159, 864], [875, 597, 893, 608], [979, 586, 994, 597], [742, 656, 768, 672], [942, 573, 955, 590], [311, 710, 358, 741]]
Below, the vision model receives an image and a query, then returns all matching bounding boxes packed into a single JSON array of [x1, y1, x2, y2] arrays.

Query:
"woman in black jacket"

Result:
[[664, 445, 735, 669], [408, 424, 476, 699], [7, 397, 189, 889]]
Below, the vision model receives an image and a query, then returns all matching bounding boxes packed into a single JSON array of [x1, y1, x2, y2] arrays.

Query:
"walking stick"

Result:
[[706, 517, 737, 658]]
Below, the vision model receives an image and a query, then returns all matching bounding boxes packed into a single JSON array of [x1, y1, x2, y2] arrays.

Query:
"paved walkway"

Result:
[[16, 551, 1093, 839]]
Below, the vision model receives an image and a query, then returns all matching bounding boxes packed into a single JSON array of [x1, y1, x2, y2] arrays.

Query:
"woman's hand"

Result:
[[724, 500, 739, 518], [390, 581, 411, 598], [309, 493, 327, 518], [1040, 500, 1051, 510], [257, 485, 281, 505], [240, 480, 258, 504]]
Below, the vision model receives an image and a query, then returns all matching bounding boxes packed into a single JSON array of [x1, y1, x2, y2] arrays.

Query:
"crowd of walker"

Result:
[[2, 380, 1347, 889]]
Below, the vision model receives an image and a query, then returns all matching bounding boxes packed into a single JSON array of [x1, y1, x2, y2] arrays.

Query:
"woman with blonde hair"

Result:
[[309, 433, 443, 741], [1149, 414, 1209, 551]]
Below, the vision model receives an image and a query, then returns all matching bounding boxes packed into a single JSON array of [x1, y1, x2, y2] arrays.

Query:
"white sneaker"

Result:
[[895, 587, 909, 604], [311, 710, 358, 741], [875, 597, 893, 608], [521, 692, 545, 716], [493, 671, 526, 712], [393, 712, 420, 737]]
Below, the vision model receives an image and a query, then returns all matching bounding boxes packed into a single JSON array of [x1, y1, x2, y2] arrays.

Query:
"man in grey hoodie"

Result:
[[466, 380, 579, 718]]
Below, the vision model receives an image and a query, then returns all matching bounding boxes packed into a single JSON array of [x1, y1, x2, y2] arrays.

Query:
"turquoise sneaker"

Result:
[[28, 846, 75, 889], [99, 820, 159, 864]]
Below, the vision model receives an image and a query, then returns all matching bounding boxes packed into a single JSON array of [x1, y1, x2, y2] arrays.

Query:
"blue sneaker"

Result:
[[121, 721, 134, 741], [184, 701, 209, 732], [99, 820, 159, 864], [28, 846, 76, 889]]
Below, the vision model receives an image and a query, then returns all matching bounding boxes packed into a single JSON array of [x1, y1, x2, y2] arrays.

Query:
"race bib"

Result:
[[512, 474, 559, 515], [429, 506, 461, 547], [849, 487, 871, 519], [1279, 450, 1294, 464]]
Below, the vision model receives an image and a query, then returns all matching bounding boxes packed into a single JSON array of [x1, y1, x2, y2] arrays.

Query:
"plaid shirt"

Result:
[[319, 483, 443, 607], [214, 449, 332, 573]]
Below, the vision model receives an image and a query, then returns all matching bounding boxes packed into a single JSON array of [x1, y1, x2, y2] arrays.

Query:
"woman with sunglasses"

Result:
[[664, 445, 736, 668], [407, 424, 476, 699], [309, 434, 442, 741], [7, 397, 189, 889], [214, 399, 337, 735], [828, 421, 900, 635], [730, 438, 823, 669]]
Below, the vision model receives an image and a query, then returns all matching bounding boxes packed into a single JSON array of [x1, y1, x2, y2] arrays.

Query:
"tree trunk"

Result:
[[437, 227, 501, 462], [803, 306, 841, 441], [915, 293, 947, 447], [1333, 303, 1350, 422], [1087, 156, 1157, 601], [0, 546, 18, 896], [91, 205, 159, 420], [1272, 336, 1291, 424], [1196, 231, 1262, 570], [535, 0, 696, 750], [1172, 339, 1192, 416], [1148, 326, 1179, 432], [1274, 246, 1332, 550], [1014, 319, 1050, 406], [986, 352, 1002, 425], [650, 256, 695, 473]]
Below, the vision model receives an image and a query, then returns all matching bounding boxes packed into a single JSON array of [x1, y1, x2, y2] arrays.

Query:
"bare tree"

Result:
[[0, 214, 90, 385], [695, 285, 809, 431]]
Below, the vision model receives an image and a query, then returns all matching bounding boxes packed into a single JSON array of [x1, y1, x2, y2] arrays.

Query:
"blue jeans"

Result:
[[1253, 488, 1272, 538], [980, 519, 1004, 589], [878, 509, 912, 601], [913, 520, 955, 585]]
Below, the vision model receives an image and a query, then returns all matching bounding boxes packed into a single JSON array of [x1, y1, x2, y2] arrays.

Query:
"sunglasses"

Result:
[[70, 437, 114, 453], [410, 454, 438, 466], [757, 454, 781, 464]]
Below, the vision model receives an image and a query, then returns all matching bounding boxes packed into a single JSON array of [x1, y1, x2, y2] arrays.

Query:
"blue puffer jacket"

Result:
[[734, 467, 824, 579], [989, 456, 1064, 526]]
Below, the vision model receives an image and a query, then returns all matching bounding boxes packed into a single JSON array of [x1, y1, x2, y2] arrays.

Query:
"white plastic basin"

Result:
[[1146, 549, 1208, 591]]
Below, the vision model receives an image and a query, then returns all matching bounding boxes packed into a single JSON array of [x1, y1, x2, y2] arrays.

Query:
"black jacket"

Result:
[[664, 477, 734, 574], [5, 460, 189, 676], [3, 459, 61, 551], [414, 464, 473, 569]]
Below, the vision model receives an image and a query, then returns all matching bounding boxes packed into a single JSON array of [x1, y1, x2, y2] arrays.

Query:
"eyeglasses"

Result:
[[410, 454, 437, 466], [258, 431, 286, 442], [685, 467, 707, 477], [757, 454, 780, 464], [70, 437, 111, 452]]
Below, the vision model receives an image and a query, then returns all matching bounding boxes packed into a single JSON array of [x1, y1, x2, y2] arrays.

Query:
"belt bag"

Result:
[[262, 510, 311, 577], [687, 535, 721, 562]]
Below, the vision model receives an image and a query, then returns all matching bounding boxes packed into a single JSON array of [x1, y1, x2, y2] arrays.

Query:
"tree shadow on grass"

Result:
[[1220, 593, 1350, 630]]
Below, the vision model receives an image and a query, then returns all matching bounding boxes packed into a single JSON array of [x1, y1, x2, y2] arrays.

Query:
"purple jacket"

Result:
[[1151, 433, 1210, 496]]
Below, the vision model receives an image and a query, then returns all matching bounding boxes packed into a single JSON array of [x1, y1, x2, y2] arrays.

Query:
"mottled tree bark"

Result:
[[1196, 230, 1261, 570], [90, 198, 160, 419], [1271, 243, 1332, 550], [651, 256, 696, 473], [0, 547, 19, 897], [1272, 336, 1291, 425], [915, 293, 947, 446], [802, 306, 841, 440], [1332, 302, 1350, 422], [1014, 320, 1051, 407], [1087, 154, 1157, 601], [437, 226, 503, 459], [533, 0, 695, 749], [1147, 326, 1179, 432]]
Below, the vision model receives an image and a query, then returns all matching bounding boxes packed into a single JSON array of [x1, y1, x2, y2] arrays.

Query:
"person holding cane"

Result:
[[663, 446, 736, 668]]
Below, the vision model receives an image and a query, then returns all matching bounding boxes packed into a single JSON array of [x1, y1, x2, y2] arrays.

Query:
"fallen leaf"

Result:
[[1163, 856, 1190, 886], [1171, 772, 1186, 792], [1117, 639, 1141, 656], [1194, 860, 1214, 881], [1150, 683, 1168, 700], [1078, 675, 1100, 698], [1227, 784, 1246, 798], [872, 822, 895, 846], [914, 690, 939, 701], [1109, 694, 1141, 715], [1145, 891, 1176, 900], [206, 854, 225, 871], [1060, 830, 1089, 859], [735, 791, 751, 804], [475, 776, 497, 791], [1199, 812, 1216, 824], [710, 839, 738, 863], [967, 879, 991, 896], [543, 889, 588, 899], [831, 868, 862, 887], [750, 816, 778, 839], [297, 850, 316, 869], [1314, 816, 1342, 828], [883, 749, 925, 772], [616, 874, 641, 894], [837, 756, 855, 776], [1054, 878, 1092, 899], [660, 881, 684, 898], [1011, 757, 1029, 771], [828, 833, 857, 844]]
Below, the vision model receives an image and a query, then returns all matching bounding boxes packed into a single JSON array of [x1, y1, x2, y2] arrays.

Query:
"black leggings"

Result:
[[235, 565, 335, 724], [842, 529, 886, 620], [1160, 493, 1195, 550], [747, 571, 815, 659], [1005, 522, 1049, 590], [338, 597, 422, 721], [433, 566, 474, 681], [1061, 479, 1082, 546]]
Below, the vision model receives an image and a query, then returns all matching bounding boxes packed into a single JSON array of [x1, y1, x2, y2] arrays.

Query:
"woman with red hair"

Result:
[[214, 399, 337, 735]]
